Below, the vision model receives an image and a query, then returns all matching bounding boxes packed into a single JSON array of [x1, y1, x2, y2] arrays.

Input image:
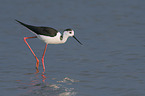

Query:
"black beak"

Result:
[[73, 36, 83, 45]]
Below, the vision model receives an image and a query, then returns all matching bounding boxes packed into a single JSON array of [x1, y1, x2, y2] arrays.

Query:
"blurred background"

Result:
[[0, 0, 145, 96]]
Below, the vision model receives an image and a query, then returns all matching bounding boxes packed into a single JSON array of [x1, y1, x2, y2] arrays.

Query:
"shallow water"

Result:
[[1, 0, 145, 96]]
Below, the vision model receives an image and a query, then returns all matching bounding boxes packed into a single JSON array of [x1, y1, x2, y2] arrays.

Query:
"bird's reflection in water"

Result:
[[35, 68, 46, 83], [41, 71, 46, 83], [17, 69, 78, 96]]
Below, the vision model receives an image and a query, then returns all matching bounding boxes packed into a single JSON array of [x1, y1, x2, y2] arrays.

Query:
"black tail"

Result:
[[15, 19, 28, 27], [15, 19, 37, 32]]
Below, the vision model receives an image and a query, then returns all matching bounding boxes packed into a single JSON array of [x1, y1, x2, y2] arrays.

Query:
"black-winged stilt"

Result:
[[16, 20, 82, 72]]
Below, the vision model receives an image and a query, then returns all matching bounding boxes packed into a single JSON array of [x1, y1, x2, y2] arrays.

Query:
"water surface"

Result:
[[0, 0, 145, 96]]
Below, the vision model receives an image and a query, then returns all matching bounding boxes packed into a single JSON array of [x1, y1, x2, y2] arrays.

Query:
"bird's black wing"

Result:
[[15, 20, 58, 37]]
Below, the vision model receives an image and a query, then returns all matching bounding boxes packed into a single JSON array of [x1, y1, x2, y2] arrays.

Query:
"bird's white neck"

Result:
[[61, 33, 70, 43]]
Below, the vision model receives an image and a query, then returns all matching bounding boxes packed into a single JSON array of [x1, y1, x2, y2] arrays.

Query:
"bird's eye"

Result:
[[69, 32, 72, 34]]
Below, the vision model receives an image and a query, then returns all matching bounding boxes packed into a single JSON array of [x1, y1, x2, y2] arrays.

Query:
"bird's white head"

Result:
[[63, 29, 83, 45], [63, 29, 74, 37]]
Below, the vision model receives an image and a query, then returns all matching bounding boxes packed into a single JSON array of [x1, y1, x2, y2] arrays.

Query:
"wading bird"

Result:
[[16, 20, 82, 72]]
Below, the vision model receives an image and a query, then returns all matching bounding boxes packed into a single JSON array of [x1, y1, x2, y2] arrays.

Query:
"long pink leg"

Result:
[[23, 36, 39, 70], [41, 44, 47, 72]]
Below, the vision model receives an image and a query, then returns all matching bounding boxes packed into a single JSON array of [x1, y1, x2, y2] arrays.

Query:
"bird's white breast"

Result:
[[37, 32, 63, 44]]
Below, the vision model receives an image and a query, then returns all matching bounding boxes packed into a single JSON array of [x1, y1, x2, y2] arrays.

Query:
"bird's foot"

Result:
[[35, 60, 39, 69]]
